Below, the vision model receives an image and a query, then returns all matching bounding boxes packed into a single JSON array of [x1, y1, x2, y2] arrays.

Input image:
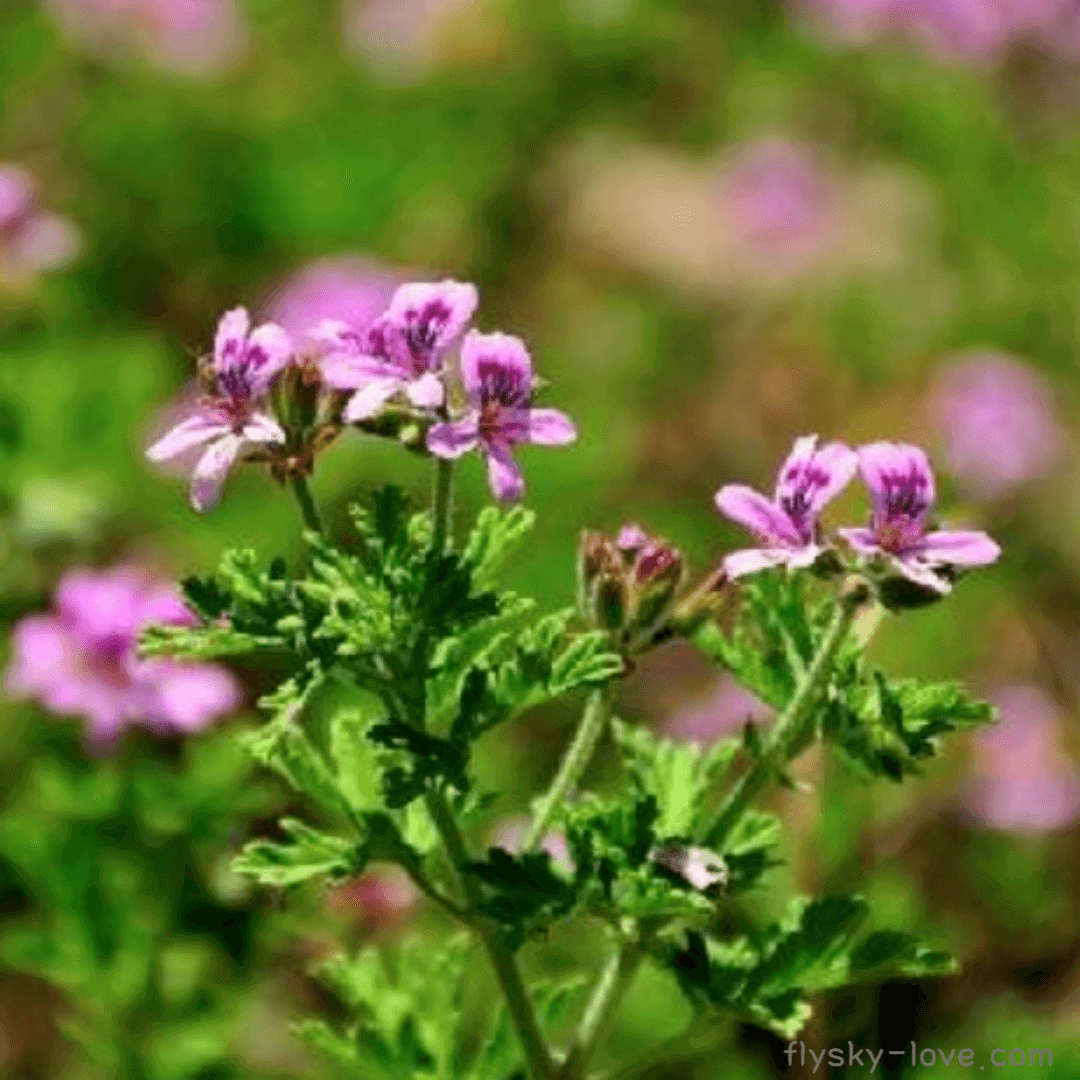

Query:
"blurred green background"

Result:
[[4, 0, 1080, 1076]]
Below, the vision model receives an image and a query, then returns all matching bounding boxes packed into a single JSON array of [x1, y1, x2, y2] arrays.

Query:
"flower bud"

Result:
[[590, 572, 628, 632], [577, 530, 625, 622], [627, 541, 684, 635]]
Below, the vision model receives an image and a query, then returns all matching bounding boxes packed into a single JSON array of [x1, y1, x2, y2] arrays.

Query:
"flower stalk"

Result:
[[702, 577, 872, 850], [291, 474, 325, 535]]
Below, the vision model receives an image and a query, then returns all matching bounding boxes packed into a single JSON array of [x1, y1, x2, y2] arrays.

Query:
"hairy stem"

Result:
[[524, 687, 608, 853], [426, 791, 554, 1080], [431, 457, 454, 553], [558, 933, 648, 1080], [290, 475, 325, 535], [702, 579, 871, 850]]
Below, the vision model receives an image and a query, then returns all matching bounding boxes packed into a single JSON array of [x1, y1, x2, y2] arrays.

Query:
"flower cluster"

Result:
[[4, 566, 242, 747], [147, 280, 577, 509], [716, 435, 1001, 602]]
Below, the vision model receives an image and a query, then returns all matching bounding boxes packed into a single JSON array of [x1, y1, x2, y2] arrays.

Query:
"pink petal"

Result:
[[321, 353, 403, 390], [857, 442, 936, 515], [8, 212, 82, 272], [245, 322, 294, 393], [893, 554, 952, 594], [241, 411, 286, 445], [775, 436, 858, 515], [385, 279, 478, 359], [404, 372, 445, 409], [485, 443, 525, 502], [151, 662, 243, 733], [146, 413, 231, 463], [427, 418, 480, 459], [214, 308, 250, 371], [721, 547, 793, 579], [714, 484, 800, 545], [837, 526, 881, 556], [189, 434, 244, 512], [917, 529, 1001, 568], [343, 378, 403, 422], [4, 616, 75, 699], [0, 166, 34, 227], [618, 524, 649, 552], [459, 330, 533, 402], [527, 408, 576, 446]]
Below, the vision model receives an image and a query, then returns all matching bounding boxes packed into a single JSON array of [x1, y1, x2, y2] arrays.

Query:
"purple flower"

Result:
[[664, 673, 774, 745], [839, 443, 1000, 593], [262, 256, 401, 352], [0, 164, 82, 279], [4, 566, 242, 748], [326, 866, 420, 931], [427, 330, 577, 502], [715, 435, 858, 578], [316, 279, 477, 422], [929, 353, 1062, 503], [964, 684, 1080, 833], [146, 308, 292, 511]]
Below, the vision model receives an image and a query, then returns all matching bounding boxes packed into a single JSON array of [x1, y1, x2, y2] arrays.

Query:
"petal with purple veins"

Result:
[[427, 417, 480, 459], [189, 433, 244, 512], [715, 484, 801, 546], [527, 408, 577, 446], [385, 279, 478, 367], [837, 527, 882, 556], [459, 330, 533, 404], [146, 413, 232, 463], [214, 308, 250, 372], [857, 442, 936, 523], [893, 553, 953, 594], [245, 322, 294, 394]]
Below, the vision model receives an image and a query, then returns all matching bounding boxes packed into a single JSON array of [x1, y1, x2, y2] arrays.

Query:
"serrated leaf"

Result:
[[464, 506, 536, 591], [233, 819, 360, 887], [329, 700, 386, 813]]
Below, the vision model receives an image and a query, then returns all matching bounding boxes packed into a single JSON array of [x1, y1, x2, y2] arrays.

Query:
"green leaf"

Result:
[[719, 811, 784, 894], [329, 699, 386, 813], [232, 819, 361, 887], [463, 506, 537, 591], [662, 894, 957, 1039], [613, 721, 737, 840]]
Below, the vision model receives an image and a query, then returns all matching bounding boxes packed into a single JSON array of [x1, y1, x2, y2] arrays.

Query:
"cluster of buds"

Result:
[[577, 523, 726, 656]]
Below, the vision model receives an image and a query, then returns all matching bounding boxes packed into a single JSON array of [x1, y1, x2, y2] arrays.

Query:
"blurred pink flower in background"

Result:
[[45, 0, 247, 76], [795, 0, 1080, 64], [0, 165, 82, 281], [491, 815, 573, 873], [964, 684, 1080, 833], [929, 352, 1063, 502], [326, 866, 420, 932], [663, 674, 773, 745], [4, 566, 242, 748], [262, 256, 402, 352], [716, 139, 839, 270], [342, 0, 482, 80]]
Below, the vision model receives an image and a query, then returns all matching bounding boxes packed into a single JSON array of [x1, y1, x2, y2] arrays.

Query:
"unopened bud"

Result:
[[590, 572, 627, 632], [627, 543, 684, 634], [577, 530, 625, 622]]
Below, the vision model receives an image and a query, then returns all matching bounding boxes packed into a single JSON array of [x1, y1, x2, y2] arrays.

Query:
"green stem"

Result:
[[524, 687, 608, 854], [702, 580, 870, 850], [290, 475, 325, 535], [432, 457, 454, 553], [558, 935, 647, 1080], [426, 791, 554, 1080]]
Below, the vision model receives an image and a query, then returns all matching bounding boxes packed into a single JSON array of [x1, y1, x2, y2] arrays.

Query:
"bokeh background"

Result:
[[3, 0, 1080, 1076]]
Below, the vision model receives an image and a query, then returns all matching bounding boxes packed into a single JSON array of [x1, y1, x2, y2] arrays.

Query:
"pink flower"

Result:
[[964, 684, 1080, 833], [490, 816, 573, 873], [316, 279, 477, 421], [262, 256, 401, 352], [426, 330, 577, 502], [664, 674, 774, 745], [326, 866, 420, 931], [929, 353, 1062, 502], [5, 566, 242, 747], [839, 443, 1001, 593], [715, 435, 858, 579], [45, 0, 247, 77], [146, 308, 292, 511], [718, 139, 836, 265], [0, 165, 81, 279]]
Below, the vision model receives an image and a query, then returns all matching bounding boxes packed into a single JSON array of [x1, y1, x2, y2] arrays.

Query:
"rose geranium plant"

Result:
[[9, 280, 1003, 1079]]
